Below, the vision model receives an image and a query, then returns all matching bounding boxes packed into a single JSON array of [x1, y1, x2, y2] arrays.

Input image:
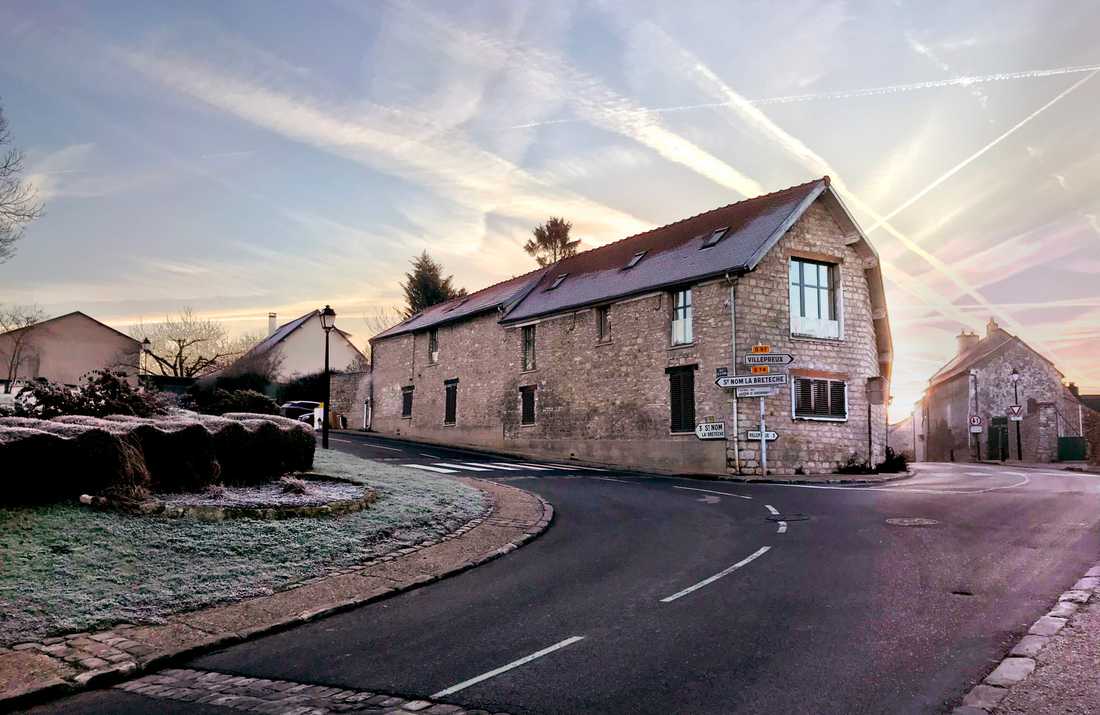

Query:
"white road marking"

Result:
[[401, 464, 458, 474], [590, 476, 634, 484], [433, 462, 491, 472], [661, 546, 772, 603], [545, 463, 608, 472], [357, 442, 403, 452], [431, 636, 585, 698], [420, 452, 442, 459], [744, 474, 1031, 495], [464, 462, 521, 471], [506, 463, 557, 471], [673, 485, 753, 500], [764, 504, 788, 534]]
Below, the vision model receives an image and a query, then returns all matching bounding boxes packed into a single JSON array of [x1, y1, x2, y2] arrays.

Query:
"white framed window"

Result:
[[790, 258, 841, 339], [791, 377, 848, 421], [671, 289, 693, 345]]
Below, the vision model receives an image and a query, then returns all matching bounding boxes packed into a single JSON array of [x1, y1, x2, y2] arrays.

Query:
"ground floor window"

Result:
[[666, 365, 697, 433], [444, 379, 458, 424], [792, 377, 847, 420], [401, 385, 414, 418], [520, 385, 536, 425]]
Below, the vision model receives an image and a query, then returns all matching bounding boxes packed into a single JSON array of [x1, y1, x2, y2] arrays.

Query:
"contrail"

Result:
[[867, 68, 1099, 234], [509, 64, 1100, 129]]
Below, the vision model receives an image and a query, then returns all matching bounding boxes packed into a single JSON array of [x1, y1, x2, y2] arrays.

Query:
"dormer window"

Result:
[[700, 227, 728, 249], [547, 273, 568, 290], [624, 251, 647, 269]]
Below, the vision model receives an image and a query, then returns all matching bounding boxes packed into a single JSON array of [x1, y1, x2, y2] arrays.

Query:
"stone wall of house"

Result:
[[370, 200, 887, 476], [730, 202, 886, 474], [1086, 406, 1100, 465], [329, 372, 371, 429], [925, 374, 971, 461]]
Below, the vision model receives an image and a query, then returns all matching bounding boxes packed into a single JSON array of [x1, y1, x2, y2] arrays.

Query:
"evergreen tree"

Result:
[[524, 217, 580, 267], [401, 251, 466, 318]]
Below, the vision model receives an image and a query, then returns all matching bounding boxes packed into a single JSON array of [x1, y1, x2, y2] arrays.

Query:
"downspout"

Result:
[[726, 272, 740, 474]]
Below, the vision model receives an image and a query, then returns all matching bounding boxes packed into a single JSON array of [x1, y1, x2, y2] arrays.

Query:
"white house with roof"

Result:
[[232, 310, 367, 382]]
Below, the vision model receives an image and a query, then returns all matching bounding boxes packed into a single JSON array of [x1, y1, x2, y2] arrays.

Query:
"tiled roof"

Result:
[[238, 311, 361, 361], [370, 269, 549, 340], [928, 328, 1058, 388], [501, 178, 827, 322]]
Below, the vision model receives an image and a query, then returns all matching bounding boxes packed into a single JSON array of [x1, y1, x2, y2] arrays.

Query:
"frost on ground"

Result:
[[159, 479, 366, 508], [0, 449, 486, 646]]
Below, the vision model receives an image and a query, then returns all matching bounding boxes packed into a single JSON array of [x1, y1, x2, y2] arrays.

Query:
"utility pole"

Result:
[[1011, 368, 1023, 461]]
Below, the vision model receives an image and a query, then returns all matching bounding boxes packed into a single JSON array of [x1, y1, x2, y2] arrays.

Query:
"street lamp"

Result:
[[1010, 368, 1022, 461], [141, 337, 151, 390], [319, 305, 336, 449]]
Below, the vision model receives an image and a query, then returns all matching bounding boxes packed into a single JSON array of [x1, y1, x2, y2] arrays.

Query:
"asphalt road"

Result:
[[32, 434, 1100, 714]]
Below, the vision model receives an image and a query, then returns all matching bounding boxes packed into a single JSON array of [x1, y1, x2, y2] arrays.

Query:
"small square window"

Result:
[[700, 227, 728, 249], [624, 251, 647, 269], [547, 274, 568, 290]]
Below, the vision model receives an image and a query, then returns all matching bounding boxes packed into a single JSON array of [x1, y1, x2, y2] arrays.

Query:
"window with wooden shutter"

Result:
[[401, 385, 414, 418], [520, 385, 536, 425], [444, 379, 457, 424], [667, 365, 697, 433], [792, 378, 847, 421]]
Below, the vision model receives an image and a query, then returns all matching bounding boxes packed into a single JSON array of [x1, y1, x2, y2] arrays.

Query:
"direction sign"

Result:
[[750, 365, 770, 375], [747, 430, 778, 441], [716, 373, 788, 389], [736, 386, 777, 398], [1008, 405, 1024, 422], [744, 353, 795, 366], [695, 422, 726, 440]]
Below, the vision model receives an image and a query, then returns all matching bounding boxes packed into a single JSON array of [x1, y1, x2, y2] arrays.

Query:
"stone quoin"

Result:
[[369, 178, 893, 476]]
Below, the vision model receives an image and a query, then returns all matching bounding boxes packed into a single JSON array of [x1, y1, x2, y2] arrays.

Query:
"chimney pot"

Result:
[[986, 317, 999, 338], [268, 312, 277, 337], [1068, 382, 1080, 397], [957, 330, 980, 355]]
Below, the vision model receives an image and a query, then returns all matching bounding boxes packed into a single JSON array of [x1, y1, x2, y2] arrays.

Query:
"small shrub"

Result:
[[279, 476, 311, 495], [876, 446, 909, 473], [13, 371, 163, 419], [834, 453, 874, 475], [198, 389, 280, 417], [276, 371, 335, 404]]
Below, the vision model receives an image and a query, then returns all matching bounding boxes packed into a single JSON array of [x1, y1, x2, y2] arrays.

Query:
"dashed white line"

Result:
[[504, 463, 556, 471], [545, 463, 608, 472], [401, 464, 458, 474], [660, 546, 772, 603], [432, 463, 491, 472], [358, 442, 403, 452], [464, 462, 521, 471], [590, 476, 634, 484], [431, 636, 585, 698], [740, 474, 1031, 495], [673, 485, 752, 500], [764, 504, 787, 534]]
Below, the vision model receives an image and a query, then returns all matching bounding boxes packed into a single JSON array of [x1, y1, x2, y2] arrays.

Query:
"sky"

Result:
[[0, 0, 1098, 418]]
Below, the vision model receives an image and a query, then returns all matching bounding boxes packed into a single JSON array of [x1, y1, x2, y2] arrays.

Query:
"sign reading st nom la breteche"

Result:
[[695, 422, 726, 440], [715, 373, 788, 388]]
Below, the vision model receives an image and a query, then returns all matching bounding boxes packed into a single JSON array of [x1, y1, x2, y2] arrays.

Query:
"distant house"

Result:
[[0, 311, 140, 391], [915, 318, 1093, 463], [229, 311, 367, 383]]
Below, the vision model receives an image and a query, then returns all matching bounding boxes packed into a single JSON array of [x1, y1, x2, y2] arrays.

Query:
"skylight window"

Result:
[[701, 227, 728, 249], [624, 251, 647, 269], [443, 299, 469, 313], [547, 273, 568, 290]]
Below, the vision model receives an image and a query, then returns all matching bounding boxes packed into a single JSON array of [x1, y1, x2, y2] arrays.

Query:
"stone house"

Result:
[[915, 319, 1093, 462], [0, 311, 140, 392], [370, 177, 893, 476], [229, 310, 368, 383]]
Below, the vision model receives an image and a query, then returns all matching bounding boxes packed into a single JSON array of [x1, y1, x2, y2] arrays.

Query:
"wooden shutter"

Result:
[[444, 380, 457, 424], [795, 379, 813, 417], [668, 367, 696, 432], [829, 380, 847, 418], [812, 380, 829, 416]]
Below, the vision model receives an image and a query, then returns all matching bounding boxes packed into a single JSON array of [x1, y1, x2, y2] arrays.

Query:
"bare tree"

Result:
[[130, 309, 254, 378], [0, 102, 44, 264], [219, 333, 283, 381], [0, 304, 45, 392], [524, 217, 580, 267], [363, 305, 404, 339]]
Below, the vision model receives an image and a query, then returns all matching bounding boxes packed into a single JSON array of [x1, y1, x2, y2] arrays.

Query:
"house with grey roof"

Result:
[[230, 310, 367, 383], [370, 177, 893, 476]]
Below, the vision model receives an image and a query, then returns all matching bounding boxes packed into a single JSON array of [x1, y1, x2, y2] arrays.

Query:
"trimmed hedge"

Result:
[[0, 411, 315, 505]]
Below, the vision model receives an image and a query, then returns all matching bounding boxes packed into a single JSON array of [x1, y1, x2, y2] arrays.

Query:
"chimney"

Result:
[[1068, 382, 1079, 397], [986, 317, 999, 338], [268, 312, 277, 336], [957, 330, 979, 355]]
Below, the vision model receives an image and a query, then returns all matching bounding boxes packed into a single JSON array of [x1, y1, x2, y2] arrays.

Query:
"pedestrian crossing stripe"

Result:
[[465, 462, 520, 470], [545, 463, 608, 472], [505, 463, 557, 471], [402, 464, 459, 474], [432, 462, 491, 472]]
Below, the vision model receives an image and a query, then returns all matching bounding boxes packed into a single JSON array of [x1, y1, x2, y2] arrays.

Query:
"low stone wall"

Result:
[[329, 372, 370, 430]]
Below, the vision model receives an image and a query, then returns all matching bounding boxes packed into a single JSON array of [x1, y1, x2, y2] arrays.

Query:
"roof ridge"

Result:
[[556, 176, 829, 264]]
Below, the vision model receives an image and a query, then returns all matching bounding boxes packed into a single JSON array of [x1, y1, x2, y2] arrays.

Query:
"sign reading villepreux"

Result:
[[747, 430, 778, 441], [695, 422, 726, 440], [716, 373, 788, 388], [744, 353, 795, 365]]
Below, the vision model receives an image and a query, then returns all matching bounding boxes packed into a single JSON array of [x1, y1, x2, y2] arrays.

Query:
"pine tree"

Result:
[[524, 217, 580, 267], [400, 251, 466, 318]]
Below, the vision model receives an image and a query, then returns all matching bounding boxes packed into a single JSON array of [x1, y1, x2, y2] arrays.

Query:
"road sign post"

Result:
[[759, 396, 767, 476]]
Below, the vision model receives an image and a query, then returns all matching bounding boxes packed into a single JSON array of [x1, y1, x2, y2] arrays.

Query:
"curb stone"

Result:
[[0, 477, 552, 712], [952, 563, 1100, 713]]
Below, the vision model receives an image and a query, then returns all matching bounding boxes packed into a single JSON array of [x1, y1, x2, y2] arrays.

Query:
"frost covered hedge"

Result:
[[0, 412, 315, 505]]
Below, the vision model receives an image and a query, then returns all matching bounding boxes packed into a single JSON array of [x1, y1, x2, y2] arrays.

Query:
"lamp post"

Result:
[[141, 338, 151, 391], [1010, 368, 1022, 461], [319, 305, 336, 449]]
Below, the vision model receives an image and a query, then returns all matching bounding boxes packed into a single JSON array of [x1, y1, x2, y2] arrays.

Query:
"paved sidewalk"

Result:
[[980, 459, 1100, 474], [0, 477, 551, 711]]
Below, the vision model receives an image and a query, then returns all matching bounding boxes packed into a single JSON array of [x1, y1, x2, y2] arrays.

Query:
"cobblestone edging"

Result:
[[952, 562, 1100, 713], [115, 667, 511, 715], [0, 478, 552, 711]]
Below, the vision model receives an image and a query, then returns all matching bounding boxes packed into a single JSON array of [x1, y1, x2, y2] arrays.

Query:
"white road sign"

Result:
[[968, 415, 983, 426], [695, 422, 726, 440], [1008, 405, 1024, 422], [747, 430, 778, 441], [744, 353, 795, 365], [716, 373, 788, 389], [736, 386, 778, 398]]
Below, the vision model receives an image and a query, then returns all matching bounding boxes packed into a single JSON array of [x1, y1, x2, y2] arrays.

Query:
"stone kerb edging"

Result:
[[952, 563, 1100, 713], [0, 477, 553, 711]]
